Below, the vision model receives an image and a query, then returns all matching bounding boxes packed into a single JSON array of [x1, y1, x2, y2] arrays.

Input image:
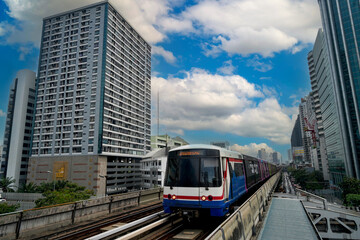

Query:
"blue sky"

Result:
[[0, 0, 322, 161]]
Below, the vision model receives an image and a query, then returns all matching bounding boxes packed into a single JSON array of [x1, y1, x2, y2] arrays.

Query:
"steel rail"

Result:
[[44, 202, 163, 240], [115, 215, 172, 240], [86, 211, 165, 240]]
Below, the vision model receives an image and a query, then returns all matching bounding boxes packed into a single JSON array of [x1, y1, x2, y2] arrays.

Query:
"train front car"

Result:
[[163, 145, 228, 218]]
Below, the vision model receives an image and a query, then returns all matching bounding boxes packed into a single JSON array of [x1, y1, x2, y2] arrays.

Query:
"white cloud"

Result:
[[0, 22, 8, 37], [230, 143, 275, 158], [18, 46, 31, 60], [2, 0, 321, 58], [157, 16, 194, 33], [1, 0, 170, 46], [262, 85, 278, 97], [247, 55, 273, 72], [153, 68, 294, 144], [0, 109, 6, 117], [152, 45, 176, 64], [183, 0, 321, 57], [217, 60, 236, 75]]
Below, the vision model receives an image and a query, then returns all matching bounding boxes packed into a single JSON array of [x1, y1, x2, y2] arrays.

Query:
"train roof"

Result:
[[170, 144, 243, 159]]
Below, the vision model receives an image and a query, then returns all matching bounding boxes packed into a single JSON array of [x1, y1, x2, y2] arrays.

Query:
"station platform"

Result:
[[258, 197, 321, 240]]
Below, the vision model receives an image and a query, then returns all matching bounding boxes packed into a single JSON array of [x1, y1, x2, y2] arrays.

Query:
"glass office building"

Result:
[[318, 0, 360, 183]]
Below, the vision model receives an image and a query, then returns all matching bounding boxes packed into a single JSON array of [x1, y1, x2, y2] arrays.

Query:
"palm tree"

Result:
[[17, 182, 39, 193], [0, 177, 16, 192]]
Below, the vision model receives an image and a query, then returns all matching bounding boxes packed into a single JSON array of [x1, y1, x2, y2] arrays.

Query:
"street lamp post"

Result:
[[99, 175, 108, 196], [46, 171, 55, 191]]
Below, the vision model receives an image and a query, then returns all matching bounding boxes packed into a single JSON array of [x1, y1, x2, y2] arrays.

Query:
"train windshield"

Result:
[[165, 150, 222, 188]]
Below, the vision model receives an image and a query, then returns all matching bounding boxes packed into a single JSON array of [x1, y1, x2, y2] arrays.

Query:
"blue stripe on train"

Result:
[[163, 199, 229, 216]]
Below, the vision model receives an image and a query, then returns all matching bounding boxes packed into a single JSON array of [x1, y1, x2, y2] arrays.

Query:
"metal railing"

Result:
[[296, 188, 328, 210]]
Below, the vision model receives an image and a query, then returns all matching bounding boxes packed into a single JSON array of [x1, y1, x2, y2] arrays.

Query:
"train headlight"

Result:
[[201, 195, 206, 201], [168, 194, 171, 199], [208, 195, 213, 201], [172, 195, 176, 200]]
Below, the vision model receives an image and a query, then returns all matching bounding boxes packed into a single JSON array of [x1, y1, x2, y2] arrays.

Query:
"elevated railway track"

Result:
[[0, 172, 281, 240], [83, 172, 281, 240]]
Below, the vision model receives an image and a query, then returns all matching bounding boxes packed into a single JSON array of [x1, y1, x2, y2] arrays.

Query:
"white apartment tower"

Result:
[[28, 1, 151, 195], [2, 69, 36, 187]]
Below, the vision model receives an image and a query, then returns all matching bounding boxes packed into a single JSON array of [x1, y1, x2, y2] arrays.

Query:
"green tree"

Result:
[[0, 202, 19, 214], [346, 194, 360, 207], [35, 181, 94, 207], [339, 177, 360, 204], [0, 177, 16, 192], [17, 182, 40, 193], [289, 169, 325, 190]]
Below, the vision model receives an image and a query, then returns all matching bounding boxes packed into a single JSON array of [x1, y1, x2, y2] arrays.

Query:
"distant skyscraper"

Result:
[[28, 1, 151, 195], [210, 141, 230, 149], [287, 149, 292, 163], [299, 98, 312, 165], [272, 152, 279, 165], [291, 115, 303, 148], [291, 114, 305, 165], [1, 69, 36, 187], [318, 0, 360, 183], [257, 148, 267, 160]]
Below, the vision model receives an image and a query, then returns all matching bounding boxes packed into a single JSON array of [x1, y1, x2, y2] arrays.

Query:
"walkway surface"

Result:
[[258, 198, 320, 240]]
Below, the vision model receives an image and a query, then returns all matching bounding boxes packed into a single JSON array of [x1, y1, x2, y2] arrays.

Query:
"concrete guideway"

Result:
[[205, 172, 282, 240], [295, 189, 360, 239], [276, 171, 360, 239]]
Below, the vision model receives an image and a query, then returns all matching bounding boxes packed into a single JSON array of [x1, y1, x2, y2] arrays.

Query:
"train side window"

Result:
[[254, 163, 259, 174], [234, 163, 244, 177]]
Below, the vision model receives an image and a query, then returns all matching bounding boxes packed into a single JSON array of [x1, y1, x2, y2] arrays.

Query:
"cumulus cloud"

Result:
[[1, 0, 171, 46], [217, 60, 236, 75], [153, 68, 294, 144], [247, 55, 273, 72], [231, 143, 275, 158], [152, 46, 176, 64], [2, 0, 321, 58], [0, 109, 6, 117], [183, 0, 321, 57]]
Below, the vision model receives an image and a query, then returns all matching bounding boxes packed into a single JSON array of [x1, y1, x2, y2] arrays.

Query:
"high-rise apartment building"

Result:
[[1, 69, 36, 187], [28, 1, 151, 195], [318, 0, 360, 183]]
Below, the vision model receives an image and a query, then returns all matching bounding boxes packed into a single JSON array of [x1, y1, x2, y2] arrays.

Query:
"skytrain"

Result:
[[163, 144, 278, 217]]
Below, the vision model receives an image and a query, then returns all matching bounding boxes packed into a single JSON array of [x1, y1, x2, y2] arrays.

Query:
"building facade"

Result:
[[291, 114, 305, 165], [318, 0, 360, 183], [272, 152, 280, 165], [27, 1, 151, 195], [1, 69, 36, 187], [210, 141, 230, 149], [299, 97, 313, 165], [257, 148, 267, 160], [150, 135, 188, 150], [309, 29, 345, 182], [140, 147, 168, 189]]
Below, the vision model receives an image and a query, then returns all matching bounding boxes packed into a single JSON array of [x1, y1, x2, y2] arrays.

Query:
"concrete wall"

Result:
[[0, 188, 162, 240], [206, 172, 281, 240], [1, 193, 43, 210], [27, 155, 107, 196]]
